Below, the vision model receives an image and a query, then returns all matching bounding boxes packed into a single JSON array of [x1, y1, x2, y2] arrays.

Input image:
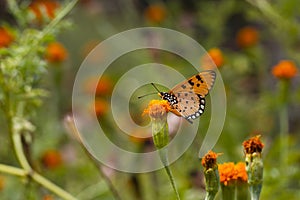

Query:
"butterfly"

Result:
[[153, 70, 216, 123]]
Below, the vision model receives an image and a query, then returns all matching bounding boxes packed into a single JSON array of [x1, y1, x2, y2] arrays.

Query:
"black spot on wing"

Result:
[[184, 97, 206, 123], [196, 75, 204, 83], [188, 79, 194, 86]]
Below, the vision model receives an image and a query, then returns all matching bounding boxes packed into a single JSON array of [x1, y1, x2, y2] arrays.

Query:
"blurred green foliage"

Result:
[[1, 0, 300, 199]]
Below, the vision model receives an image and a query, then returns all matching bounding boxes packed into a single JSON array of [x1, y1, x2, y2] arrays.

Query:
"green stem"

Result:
[[205, 193, 216, 200], [246, 153, 263, 200], [236, 181, 249, 200], [249, 184, 261, 200], [31, 172, 77, 200], [221, 182, 236, 200], [159, 150, 180, 200], [3, 103, 77, 200], [64, 116, 122, 200], [10, 121, 77, 199], [278, 80, 289, 168], [11, 0, 78, 66], [41, 0, 79, 38], [0, 164, 27, 177], [11, 127, 31, 172], [204, 167, 219, 200], [97, 166, 122, 200], [6, 0, 26, 27]]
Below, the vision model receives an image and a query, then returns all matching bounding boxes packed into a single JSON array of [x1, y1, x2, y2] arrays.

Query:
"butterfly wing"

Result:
[[170, 70, 216, 123], [172, 70, 216, 97], [170, 92, 205, 123]]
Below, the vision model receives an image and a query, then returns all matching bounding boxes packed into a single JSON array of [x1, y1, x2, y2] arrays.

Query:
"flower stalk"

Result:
[[144, 100, 180, 200], [201, 151, 220, 200], [278, 79, 289, 167], [236, 180, 249, 200], [243, 135, 264, 200], [0, 1, 79, 199], [221, 182, 236, 200], [271, 60, 297, 167]]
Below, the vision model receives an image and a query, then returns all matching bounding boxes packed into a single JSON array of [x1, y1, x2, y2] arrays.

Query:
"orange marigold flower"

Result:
[[0, 176, 4, 191], [218, 162, 237, 186], [201, 150, 221, 170], [143, 99, 171, 119], [236, 26, 259, 48], [29, 0, 59, 22], [45, 42, 68, 63], [93, 98, 109, 117], [243, 135, 264, 154], [202, 48, 224, 69], [144, 4, 167, 24], [0, 27, 14, 48], [272, 60, 298, 79], [41, 149, 62, 169], [235, 162, 247, 182]]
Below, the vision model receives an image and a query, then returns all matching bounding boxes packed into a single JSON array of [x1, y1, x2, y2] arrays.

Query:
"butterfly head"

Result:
[[159, 92, 178, 105]]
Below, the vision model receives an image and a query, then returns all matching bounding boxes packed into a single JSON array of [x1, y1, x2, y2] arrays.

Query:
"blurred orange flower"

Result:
[[129, 129, 151, 144], [29, 0, 59, 22], [235, 162, 247, 182], [0, 27, 14, 48], [45, 42, 68, 63], [0, 176, 4, 191], [202, 48, 224, 69], [143, 99, 171, 119], [93, 98, 109, 117], [243, 135, 264, 154], [144, 4, 167, 24], [84, 76, 113, 96], [43, 195, 54, 200], [272, 60, 298, 79], [236, 26, 259, 48], [41, 149, 62, 169]]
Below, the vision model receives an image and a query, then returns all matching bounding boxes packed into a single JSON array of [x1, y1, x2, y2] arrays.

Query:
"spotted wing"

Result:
[[170, 92, 205, 123], [170, 70, 216, 123], [172, 70, 216, 97]]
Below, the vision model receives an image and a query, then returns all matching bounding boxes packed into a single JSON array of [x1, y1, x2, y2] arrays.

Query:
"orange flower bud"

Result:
[[84, 76, 113, 96], [0, 27, 14, 48], [143, 99, 171, 119], [272, 60, 298, 79], [236, 26, 259, 48], [41, 149, 62, 169], [243, 135, 264, 154], [45, 42, 68, 63], [202, 48, 224, 69], [43, 195, 54, 200], [144, 4, 167, 24], [93, 98, 109, 117], [201, 150, 221, 170], [29, 0, 59, 22]]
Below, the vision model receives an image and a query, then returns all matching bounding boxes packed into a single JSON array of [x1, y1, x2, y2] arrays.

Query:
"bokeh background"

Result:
[[1, 0, 300, 199]]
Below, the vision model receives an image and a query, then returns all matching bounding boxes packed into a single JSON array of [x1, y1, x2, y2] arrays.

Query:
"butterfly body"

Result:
[[158, 70, 216, 124]]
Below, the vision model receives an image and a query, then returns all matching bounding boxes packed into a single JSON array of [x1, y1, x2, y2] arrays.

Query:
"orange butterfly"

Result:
[[153, 70, 216, 123]]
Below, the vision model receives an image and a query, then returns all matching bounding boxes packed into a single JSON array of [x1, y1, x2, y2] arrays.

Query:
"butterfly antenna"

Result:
[[137, 83, 161, 99], [151, 83, 161, 93], [137, 92, 158, 99]]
